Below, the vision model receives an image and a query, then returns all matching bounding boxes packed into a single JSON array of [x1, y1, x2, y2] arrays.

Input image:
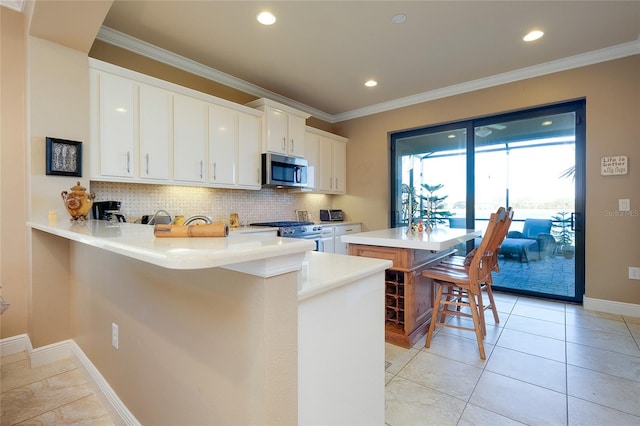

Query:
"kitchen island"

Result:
[[27, 219, 391, 425], [343, 226, 481, 348]]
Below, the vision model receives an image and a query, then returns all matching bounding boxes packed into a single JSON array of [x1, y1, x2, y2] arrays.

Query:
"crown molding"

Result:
[[96, 27, 333, 123], [0, 0, 25, 12], [333, 38, 640, 123], [97, 26, 639, 124]]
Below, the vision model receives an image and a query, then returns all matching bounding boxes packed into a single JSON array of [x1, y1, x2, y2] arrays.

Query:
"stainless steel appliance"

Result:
[[320, 209, 344, 222], [262, 153, 308, 188], [251, 220, 325, 251], [92, 201, 126, 222]]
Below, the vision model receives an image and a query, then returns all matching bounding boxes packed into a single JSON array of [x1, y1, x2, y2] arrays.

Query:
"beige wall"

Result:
[[71, 241, 298, 425], [333, 55, 640, 305], [0, 7, 28, 338]]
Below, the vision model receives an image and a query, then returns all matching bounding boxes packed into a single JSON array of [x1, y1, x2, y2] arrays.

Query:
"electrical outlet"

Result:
[[112, 323, 119, 349], [629, 267, 640, 280]]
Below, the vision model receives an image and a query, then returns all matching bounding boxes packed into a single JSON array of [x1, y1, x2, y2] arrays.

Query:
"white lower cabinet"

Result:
[[334, 223, 362, 255], [319, 227, 335, 253], [173, 95, 208, 183]]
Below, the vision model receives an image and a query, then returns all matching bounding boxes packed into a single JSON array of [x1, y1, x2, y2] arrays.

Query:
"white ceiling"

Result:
[[98, 1, 638, 122]]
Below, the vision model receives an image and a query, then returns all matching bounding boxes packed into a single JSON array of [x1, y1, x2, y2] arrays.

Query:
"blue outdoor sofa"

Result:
[[499, 219, 556, 262]]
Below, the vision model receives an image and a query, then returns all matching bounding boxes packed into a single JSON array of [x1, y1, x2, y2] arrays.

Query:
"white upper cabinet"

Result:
[[238, 112, 261, 189], [97, 72, 135, 178], [306, 127, 348, 194], [304, 130, 321, 190], [209, 105, 237, 186], [139, 84, 171, 181], [173, 94, 208, 183], [332, 139, 347, 194], [89, 60, 263, 190], [246, 98, 310, 157]]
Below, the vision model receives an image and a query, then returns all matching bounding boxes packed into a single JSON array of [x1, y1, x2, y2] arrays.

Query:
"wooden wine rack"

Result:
[[349, 243, 454, 348]]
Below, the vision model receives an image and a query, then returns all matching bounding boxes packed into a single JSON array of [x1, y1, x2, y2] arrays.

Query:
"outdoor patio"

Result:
[[492, 253, 575, 298]]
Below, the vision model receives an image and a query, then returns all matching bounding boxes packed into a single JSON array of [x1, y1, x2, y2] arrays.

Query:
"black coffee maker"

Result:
[[92, 201, 126, 222]]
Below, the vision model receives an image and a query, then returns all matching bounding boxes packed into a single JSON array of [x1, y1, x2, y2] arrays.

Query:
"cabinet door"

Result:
[[173, 95, 208, 182], [333, 140, 347, 194], [317, 137, 333, 192], [287, 114, 306, 157], [238, 112, 261, 189], [264, 106, 288, 154], [139, 84, 171, 180], [304, 131, 320, 190], [209, 105, 237, 186], [99, 73, 135, 177], [334, 224, 361, 255]]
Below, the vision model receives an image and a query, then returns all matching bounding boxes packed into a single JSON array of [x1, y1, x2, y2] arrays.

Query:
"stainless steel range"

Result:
[[251, 221, 325, 251]]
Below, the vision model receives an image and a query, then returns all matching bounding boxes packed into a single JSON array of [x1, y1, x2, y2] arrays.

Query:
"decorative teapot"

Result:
[[61, 181, 95, 221]]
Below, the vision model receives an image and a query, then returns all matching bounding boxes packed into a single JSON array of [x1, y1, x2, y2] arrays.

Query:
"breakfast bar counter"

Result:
[[27, 218, 391, 425], [343, 226, 481, 348]]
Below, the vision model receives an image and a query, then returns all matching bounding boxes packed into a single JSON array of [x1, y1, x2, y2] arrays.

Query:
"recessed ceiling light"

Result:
[[364, 80, 378, 87], [392, 14, 407, 24], [542, 120, 553, 126], [257, 11, 276, 25], [448, 134, 456, 139], [523, 30, 544, 42]]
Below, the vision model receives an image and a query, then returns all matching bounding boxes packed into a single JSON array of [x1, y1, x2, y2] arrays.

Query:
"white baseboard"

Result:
[[0, 333, 32, 357], [583, 296, 640, 318], [0, 335, 139, 426]]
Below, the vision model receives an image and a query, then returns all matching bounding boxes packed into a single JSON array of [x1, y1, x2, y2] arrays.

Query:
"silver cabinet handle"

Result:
[[145, 153, 150, 175], [282, 136, 286, 151], [290, 138, 294, 153], [200, 160, 204, 179], [213, 162, 217, 180], [125, 151, 131, 173], [335, 177, 338, 189]]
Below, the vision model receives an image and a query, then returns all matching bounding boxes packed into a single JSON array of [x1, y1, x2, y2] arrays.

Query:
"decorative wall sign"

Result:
[[601, 155, 627, 176], [46, 137, 82, 177]]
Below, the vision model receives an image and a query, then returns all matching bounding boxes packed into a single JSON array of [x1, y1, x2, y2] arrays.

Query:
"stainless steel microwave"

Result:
[[262, 153, 308, 188]]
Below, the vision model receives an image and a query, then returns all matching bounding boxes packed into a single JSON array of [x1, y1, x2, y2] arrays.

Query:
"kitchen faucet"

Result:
[[148, 209, 172, 225], [183, 215, 213, 225]]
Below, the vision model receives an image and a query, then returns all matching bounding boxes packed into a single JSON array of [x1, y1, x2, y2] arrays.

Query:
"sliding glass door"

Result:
[[390, 100, 585, 303]]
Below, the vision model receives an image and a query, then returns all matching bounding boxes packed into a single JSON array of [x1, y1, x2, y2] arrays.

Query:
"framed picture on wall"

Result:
[[46, 137, 82, 177]]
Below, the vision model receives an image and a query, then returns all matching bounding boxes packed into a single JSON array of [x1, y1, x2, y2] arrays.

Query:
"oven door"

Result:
[[289, 235, 322, 251]]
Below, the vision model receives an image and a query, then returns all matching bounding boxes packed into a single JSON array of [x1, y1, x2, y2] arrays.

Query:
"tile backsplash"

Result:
[[90, 181, 333, 224]]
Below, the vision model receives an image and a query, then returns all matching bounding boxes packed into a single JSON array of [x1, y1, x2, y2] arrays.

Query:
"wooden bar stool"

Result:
[[421, 211, 506, 359], [438, 207, 513, 329]]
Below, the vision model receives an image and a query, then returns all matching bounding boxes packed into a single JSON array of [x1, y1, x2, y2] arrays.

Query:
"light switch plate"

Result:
[[629, 267, 640, 280], [619, 199, 630, 212]]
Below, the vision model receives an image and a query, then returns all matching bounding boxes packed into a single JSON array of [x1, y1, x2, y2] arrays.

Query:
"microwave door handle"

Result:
[[295, 166, 301, 183]]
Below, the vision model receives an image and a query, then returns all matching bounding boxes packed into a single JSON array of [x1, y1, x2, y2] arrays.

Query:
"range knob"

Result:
[[300, 227, 307, 232]]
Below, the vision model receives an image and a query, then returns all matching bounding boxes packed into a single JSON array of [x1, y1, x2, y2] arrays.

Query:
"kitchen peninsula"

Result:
[[27, 219, 391, 425], [343, 227, 481, 348]]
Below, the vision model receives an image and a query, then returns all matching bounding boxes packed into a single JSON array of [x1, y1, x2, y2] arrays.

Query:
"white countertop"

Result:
[[28, 219, 315, 271], [341, 226, 481, 251], [298, 251, 392, 301]]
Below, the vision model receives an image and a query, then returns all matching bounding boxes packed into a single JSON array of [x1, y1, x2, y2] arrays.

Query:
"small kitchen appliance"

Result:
[[251, 220, 326, 251], [92, 200, 126, 222], [262, 153, 308, 188], [320, 209, 344, 222]]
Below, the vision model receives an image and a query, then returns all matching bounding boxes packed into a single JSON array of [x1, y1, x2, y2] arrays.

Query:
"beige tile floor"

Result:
[[385, 292, 640, 425], [0, 351, 115, 426], [2, 292, 639, 425]]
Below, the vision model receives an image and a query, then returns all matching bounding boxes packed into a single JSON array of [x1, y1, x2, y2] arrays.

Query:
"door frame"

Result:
[[389, 99, 586, 303]]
